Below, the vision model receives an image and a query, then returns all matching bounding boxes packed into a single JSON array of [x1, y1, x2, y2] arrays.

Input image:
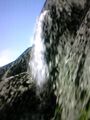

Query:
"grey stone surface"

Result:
[[0, 47, 56, 120], [0, 0, 90, 120], [42, 0, 90, 120]]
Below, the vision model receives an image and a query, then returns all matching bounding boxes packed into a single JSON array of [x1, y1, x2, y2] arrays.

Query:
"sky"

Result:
[[0, 0, 45, 67]]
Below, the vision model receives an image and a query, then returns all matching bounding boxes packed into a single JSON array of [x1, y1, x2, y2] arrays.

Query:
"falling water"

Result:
[[30, 11, 49, 88]]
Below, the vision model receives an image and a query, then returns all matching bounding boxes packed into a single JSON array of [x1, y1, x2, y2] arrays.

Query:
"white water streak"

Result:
[[30, 11, 49, 87]]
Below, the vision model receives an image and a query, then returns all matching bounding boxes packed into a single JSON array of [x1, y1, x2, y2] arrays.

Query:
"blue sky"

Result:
[[0, 0, 45, 66]]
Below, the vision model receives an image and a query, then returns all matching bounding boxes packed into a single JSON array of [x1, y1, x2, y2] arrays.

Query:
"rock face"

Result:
[[0, 47, 56, 120], [0, 0, 90, 120], [42, 0, 90, 120]]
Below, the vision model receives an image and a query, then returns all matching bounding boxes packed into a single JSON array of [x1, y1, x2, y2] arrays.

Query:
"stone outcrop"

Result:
[[42, 0, 90, 120], [0, 47, 56, 120], [0, 0, 90, 120]]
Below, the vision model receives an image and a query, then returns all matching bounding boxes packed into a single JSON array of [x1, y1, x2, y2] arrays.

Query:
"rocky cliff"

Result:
[[0, 0, 90, 120], [0, 47, 56, 120]]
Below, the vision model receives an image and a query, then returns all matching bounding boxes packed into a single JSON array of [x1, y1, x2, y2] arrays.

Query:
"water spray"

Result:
[[30, 11, 49, 89]]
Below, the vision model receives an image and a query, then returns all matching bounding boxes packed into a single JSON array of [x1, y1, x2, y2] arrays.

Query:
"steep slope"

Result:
[[0, 46, 56, 120], [0, 47, 31, 79], [0, 0, 90, 120], [42, 0, 90, 120]]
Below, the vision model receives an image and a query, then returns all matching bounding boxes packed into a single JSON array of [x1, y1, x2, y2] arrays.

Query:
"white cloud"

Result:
[[0, 49, 16, 67]]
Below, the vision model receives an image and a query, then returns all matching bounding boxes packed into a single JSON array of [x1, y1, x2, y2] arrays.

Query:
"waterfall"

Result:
[[30, 11, 49, 88]]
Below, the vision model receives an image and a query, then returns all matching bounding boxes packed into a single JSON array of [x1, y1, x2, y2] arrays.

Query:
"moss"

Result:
[[53, 105, 62, 120], [79, 109, 90, 120]]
